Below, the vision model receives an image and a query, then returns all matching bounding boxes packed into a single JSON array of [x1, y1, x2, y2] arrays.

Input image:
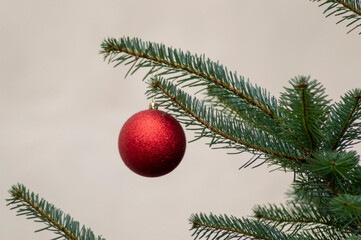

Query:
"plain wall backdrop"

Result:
[[1, 1, 360, 239]]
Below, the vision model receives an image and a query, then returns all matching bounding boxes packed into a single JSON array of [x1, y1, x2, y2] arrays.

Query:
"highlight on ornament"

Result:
[[118, 106, 186, 177]]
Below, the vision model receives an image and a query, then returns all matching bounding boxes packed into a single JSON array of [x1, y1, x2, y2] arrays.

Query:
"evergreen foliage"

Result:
[[6, 184, 105, 240], [6, 2, 361, 239], [100, 36, 361, 239], [311, 0, 361, 34], [189, 213, 305, 240]]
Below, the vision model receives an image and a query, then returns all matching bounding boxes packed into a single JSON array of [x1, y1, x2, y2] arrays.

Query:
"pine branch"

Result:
[[279, 76, 330, 156], [205, 85, 284, 140], [100, 37, 280, 121], [147, 76, 303, 165], [253, 202, 353, 235], [246, 197, 359, 239], [300, 226, 357, 240], [330, 194, 361, 222], [6, 183, 105, 240], [299, 82, 317, 152], [326, 89, 361, 151], [307, 150, 360, 194], [311, 0, 361, 34], [290, 171, 335, 205], [332, 95, 360, 150], [190, 213, 304, 240], [346, 236, 361, 240]]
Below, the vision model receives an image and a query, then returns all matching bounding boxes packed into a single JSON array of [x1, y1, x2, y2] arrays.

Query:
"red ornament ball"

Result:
[[118, 109, 186, 177]]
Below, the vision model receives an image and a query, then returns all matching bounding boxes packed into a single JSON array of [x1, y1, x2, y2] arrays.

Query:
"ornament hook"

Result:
[[149, 60, 159, 110], [149, 98, 158, 110]]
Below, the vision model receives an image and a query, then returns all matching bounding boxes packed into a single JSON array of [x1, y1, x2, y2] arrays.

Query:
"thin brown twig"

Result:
[[334, 0, 361, 16]]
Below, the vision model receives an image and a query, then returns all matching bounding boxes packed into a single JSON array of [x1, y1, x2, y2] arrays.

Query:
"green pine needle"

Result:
[[279, 76, 330, 155], [326, 88, 361, 151], [147, 76, 302, 166], [100, 37, 280, 122], [6, 183, 105, 240], [311, 0, 361, 34], [190, 213, 308, 240], [330, 194, 361, 222], [205, 84, 283, 138], [308, 150, 360, 193], [253, 201, 355, 238]]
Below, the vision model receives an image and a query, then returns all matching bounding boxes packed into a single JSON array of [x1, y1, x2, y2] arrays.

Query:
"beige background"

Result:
[[1, 1, 360, 239]]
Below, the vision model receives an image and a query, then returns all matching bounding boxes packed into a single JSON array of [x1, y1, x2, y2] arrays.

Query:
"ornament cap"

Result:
[[149, 99, 158, 110]]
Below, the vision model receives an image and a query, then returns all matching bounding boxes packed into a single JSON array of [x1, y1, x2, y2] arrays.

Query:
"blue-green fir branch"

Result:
[[100, 37, 280, 121], [289, 151, 361, 202], [289, 172, 335, 205], [330, 194, 361, 223], [279, 76, 330, 155], [300, 82, 317, 152], [6, 183, 105, 240], [311, 0, 361, 34], [326, 89, 361, 151], [205, 84, 284, 140], [307, 150, 360, 194], [253, 202, 355, 237], [147, 76, 303, 165], [300, 226, 357, 240], [189, 213, 307, 240], [253, 202, 330, 227], [346, 236, 361, 240]]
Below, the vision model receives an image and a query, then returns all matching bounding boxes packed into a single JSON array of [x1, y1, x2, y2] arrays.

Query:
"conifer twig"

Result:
[[12, 190, 77, 240], [312, 0, 361, 34], [190, 213, 298, 240], [6, 183, 105, 240], [253, 202, 349, 231], [152, 77, 302, 162], [205, 85, 284, 138], [333, 0, 361, 16], [332, 94, 361, 150], [298, 82, 316, 152], [101, 37, 278, 120]]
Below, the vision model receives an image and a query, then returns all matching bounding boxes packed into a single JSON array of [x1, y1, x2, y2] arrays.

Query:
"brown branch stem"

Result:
[[334, 0, 361, 16]]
